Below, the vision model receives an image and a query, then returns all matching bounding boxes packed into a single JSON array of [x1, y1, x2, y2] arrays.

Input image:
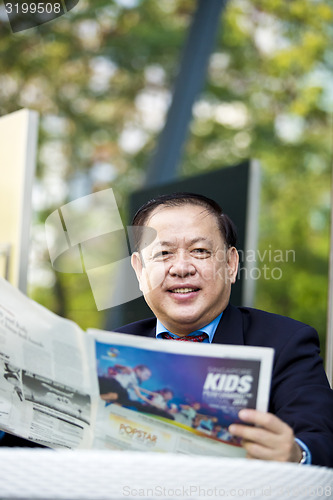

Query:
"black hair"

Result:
[[132, 192, 237, 249]]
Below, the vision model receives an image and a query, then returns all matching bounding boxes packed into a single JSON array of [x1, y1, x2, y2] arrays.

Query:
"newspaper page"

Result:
[[0, 278, 274, 457], [0, 278, 93, 448], [89, 330, 274, 458]]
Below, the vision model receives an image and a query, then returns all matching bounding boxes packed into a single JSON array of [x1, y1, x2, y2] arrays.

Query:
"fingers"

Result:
[[241, 439, 280, 461], [229, 423, 284, 460], [237, 409, 286, 432], [229, 409, 286, 446], [228, 409, 298, 462], [229, 423, 277, 448]]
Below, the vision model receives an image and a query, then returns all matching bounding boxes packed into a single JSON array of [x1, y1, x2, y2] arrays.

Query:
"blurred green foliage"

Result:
[[0, 0, 332, 358]]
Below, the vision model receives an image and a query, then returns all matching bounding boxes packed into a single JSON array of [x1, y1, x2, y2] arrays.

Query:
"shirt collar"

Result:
[[156, 313, 223, 343]]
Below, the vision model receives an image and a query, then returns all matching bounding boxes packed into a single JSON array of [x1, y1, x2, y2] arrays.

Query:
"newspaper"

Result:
[[0, 278, 274, 457]]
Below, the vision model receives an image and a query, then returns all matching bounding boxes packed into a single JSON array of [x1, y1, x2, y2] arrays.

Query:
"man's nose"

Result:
[[169, 252, 196, 277]]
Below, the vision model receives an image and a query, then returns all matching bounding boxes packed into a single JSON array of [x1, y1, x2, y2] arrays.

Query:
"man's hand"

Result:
[[229, 409, 303, 463]]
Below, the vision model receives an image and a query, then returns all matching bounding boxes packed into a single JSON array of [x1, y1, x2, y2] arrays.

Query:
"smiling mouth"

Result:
[[169, 288, 200, 294]]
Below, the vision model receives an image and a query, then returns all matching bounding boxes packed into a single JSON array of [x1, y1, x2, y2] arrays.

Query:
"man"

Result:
[[116, 192, 333, 467]]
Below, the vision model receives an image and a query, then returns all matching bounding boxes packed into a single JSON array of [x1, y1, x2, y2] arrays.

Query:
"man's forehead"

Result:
[[137, 203, 225, 249], [153, 236, 213, 247], [145, 203, 214, 224]]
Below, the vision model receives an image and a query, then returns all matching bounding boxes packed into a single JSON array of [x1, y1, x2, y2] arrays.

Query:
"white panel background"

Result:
[[0, 108, 39, 292]]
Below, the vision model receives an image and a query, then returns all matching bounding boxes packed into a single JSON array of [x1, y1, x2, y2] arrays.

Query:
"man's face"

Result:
[[131, 204, 239, 336]]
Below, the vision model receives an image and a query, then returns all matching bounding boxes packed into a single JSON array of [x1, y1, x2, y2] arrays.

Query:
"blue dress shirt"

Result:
[[156, 313, 223, 343]]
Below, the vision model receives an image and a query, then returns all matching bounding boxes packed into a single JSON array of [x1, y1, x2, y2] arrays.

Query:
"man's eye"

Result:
[[153, 251, 170, 260], [192, 248, 210, 257]]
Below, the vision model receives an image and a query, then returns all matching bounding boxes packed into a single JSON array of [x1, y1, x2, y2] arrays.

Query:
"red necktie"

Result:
[[162, 332, 208, 342]]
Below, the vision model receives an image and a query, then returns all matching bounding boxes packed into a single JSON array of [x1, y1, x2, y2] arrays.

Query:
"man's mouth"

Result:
[[169, 287, 200, 294]]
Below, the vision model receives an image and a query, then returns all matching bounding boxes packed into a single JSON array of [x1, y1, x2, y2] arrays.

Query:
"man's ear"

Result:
[[131, 252, 144, 289], [227, 247, 239, 284]]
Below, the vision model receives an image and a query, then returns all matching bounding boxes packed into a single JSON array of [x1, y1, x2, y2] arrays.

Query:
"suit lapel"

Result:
[[147, 327, 156, 339], [212, 303, 245, 345]]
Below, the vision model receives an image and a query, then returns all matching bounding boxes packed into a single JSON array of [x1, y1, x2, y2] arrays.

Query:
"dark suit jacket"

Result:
[[116, 303, 333, 467]]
